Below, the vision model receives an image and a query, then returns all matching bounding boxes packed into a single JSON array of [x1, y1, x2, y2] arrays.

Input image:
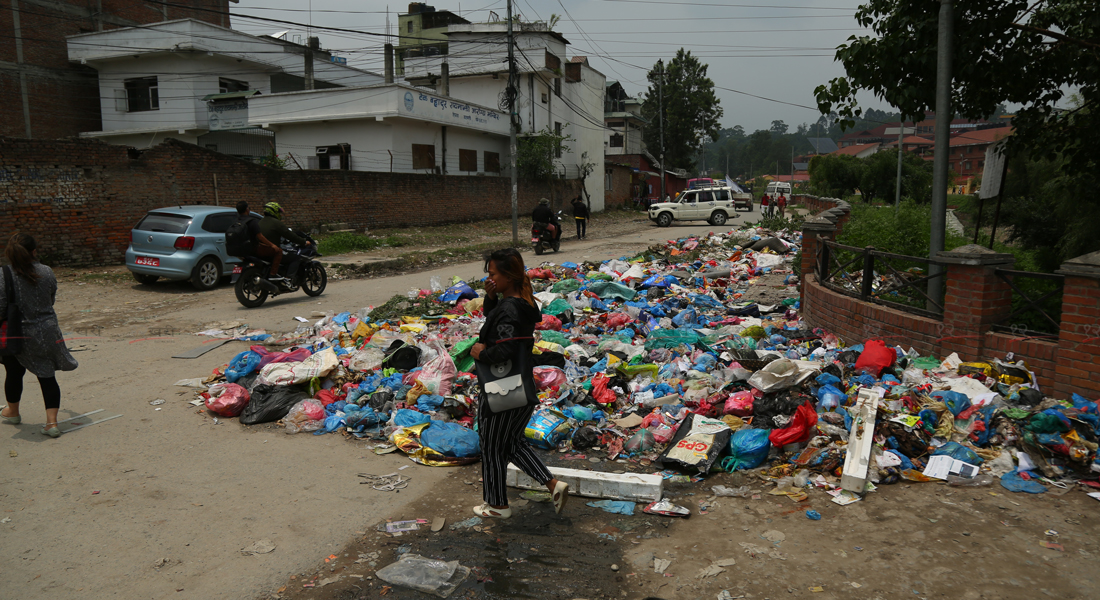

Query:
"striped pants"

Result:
[[477, 401, 553, 506]]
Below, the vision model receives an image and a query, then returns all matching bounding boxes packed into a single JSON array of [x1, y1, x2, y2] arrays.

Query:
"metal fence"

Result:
[[817, 240, 947, 320], [991, 269, 1065, 338]]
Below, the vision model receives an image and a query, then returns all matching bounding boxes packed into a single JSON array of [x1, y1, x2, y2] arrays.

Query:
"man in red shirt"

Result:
[[760, 194, 771, 218], [777, 194, 787, 218]]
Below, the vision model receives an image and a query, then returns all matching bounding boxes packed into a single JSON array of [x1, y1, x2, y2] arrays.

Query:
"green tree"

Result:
[[517, 126, 573, 181], [640, 49, 723, 172], [859, 150, 934, 204], [770, 120, 788, 135], [808, 154, 864, 198], [814, 0, 1099, 175]]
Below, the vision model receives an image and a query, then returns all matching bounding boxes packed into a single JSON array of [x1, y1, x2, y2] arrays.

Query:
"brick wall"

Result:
[[603, 163, 633, 208], [800, 206, 1099, 398], [1, 0, 231, 139], [0, 136, 582, 266]]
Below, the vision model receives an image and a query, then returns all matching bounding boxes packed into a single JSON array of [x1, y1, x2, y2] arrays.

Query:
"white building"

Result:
[[66, 19, 383, 152], [403, 22, 607, 209], [604, 81, 647, 156]]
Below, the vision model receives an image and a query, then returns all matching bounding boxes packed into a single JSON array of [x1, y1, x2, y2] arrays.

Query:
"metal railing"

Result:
[[991, 269, 1065, 337], [816, 240, 947, 319]]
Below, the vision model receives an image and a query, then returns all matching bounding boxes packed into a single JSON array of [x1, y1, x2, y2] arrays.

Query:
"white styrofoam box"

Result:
[[506, 465, 663, 503], [841, 388, 880, 494]]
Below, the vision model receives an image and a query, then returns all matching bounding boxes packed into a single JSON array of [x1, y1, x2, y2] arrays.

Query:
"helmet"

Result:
[[538, 198, 549, 205], [264, 202, 284, 218]]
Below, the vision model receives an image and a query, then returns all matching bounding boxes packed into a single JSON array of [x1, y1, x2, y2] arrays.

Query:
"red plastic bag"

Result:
[[854, 339, 896, 377], [205, 383, 251, 417], [314, 388, 340, 407], [536, 314, 562, 331], [605, 313, 633, 329], [533, 366, 567, 390], [590, 373, 617, 404], [252, 345, 312, 368], [723, 390, 755, 417], [768, 401, 818, 447]]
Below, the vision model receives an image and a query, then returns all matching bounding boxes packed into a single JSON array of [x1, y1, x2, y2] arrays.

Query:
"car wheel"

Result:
[[711, 211, 728, 226], [302, 263, 327, 297], [656, 212, 673, 227], [133, 273, 159, 285], [191, 256, 221, 291]]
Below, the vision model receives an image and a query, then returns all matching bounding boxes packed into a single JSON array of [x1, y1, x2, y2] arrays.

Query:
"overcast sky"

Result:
[[230, 0, 889, 133]]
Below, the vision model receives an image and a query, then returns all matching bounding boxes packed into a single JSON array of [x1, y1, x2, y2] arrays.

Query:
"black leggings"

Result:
[[3, 356, 61, 410], [575, 218, 586, 238]]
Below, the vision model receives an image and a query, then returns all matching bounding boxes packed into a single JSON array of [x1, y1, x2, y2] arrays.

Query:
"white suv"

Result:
[[648, 185, 744, 227]]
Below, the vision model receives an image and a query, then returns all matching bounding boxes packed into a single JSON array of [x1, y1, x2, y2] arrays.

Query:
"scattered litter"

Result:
[[450, 517, 482, 531], [240, 539, 276, 555], [654, 558, 671, 574], [375, 554, 470, 599], [359, 473, 410, 492], [149, 399, 165, 406]]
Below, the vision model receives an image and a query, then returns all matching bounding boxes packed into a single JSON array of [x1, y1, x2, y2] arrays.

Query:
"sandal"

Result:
[[552, 481, 570, 515], [473, 503, 511, 519]]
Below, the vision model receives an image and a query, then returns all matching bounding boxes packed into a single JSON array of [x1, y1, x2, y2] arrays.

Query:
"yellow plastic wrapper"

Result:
[[351, 320, 376, 341], [399, 323, 427, 334], [391, 423, 479, 467], [742, 325, 767, 340], [400, 316, 424, 324], [616, 363, 659, 381], [957, 362, 994, 377], [994, 361, 1031, 385], [464, 297, 485, 314], [535, 340, 565, 355], [721, 415, 745, 430]]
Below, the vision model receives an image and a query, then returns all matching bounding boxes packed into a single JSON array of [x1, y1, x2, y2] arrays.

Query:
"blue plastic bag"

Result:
[[416, 394, 445, 412], [567, 405, 594, 421], [932, 441, 983, 465], [672, 308, 697, 328], [226, 350, 261, 383], [314, 412, 346, 434], [1000, 470, 1047, 494], [885, 450, 914, 470], [931, 391, 971, 416], [587, 500, 635, 515], [345, 406, 382, 430], [394, 408, 431, 428], [641, 274, 677, 288], [815, 372, 841, 387], [440, 282, 477, 303], [1071, 393, 1097, 414], [723, 428, 771, 471], [420, 421, 480, 458], [816, 384, 846, 410]]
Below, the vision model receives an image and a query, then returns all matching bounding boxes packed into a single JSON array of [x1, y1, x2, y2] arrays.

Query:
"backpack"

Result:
[[225, 217, 254, 257]]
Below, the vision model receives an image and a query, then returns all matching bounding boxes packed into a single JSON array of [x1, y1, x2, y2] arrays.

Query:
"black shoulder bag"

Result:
[[475, 336, 536, 413], [0, 266, 25, 356]]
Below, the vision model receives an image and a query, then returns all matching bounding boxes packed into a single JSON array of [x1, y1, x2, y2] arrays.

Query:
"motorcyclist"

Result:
[[259, 202, 313, 282], [532, 197, 560, 241]]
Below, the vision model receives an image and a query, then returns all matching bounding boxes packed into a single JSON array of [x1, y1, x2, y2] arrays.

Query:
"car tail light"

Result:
[[174, 236, 195, 251]]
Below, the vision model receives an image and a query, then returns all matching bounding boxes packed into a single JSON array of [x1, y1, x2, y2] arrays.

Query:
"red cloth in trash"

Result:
[[854, 339, 895, 377], [768, 401, 818, 447], [536, 314, 562, 331]]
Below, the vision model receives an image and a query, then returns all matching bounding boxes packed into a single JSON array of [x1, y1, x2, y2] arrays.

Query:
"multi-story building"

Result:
[[604, 80, 647, 155], [395, 3, 469, 76], [1, 0, 232, 139]]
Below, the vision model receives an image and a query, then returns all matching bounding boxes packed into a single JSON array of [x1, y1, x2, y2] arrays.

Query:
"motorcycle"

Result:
[[532, 210, 563, 255], [233, 233, 327, 308]]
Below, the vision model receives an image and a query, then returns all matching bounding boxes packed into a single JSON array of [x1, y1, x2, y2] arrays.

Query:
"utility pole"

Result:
[[895, 118, 905, 212], [658, 59, 665, 203], [507, 0, 519, 245], [929, 0, 953, 310]]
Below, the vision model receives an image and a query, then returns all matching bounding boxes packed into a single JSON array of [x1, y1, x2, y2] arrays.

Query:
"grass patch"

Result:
[[317, 232, 413, 255]]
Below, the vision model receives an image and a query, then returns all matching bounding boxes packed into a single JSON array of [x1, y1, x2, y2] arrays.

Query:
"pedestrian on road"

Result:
[[469, 248, 569, 518], [761, 194, 771, 218], [571, 196, 589, 239], [1, 233, 79, 438], [777, 193, 787, 219]]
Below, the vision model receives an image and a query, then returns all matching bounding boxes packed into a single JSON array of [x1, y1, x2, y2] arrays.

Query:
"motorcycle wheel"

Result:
[[302, 262, 327, 297], [552, 238, 560, 252], [235, 267, 269, 308], [534, 244, 544, 256]]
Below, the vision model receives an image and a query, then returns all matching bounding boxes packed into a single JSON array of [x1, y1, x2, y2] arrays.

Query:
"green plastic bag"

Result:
[[644, 329, 700, 350], [911, 356, 941, 370], [550, 279, 581, 293], [542, 298, 574, 316], [450, 338, 478, 373], [538, 330, 571, 347], [587, 281, 637, 301], [741, 325, 766, 340], [1001, 408, 1031, 420], [585, 272, 614, 281], [616, 363, 659, 380]]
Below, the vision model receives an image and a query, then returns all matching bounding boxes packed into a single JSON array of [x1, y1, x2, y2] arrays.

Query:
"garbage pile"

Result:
[[187, 224, 1100, 503]]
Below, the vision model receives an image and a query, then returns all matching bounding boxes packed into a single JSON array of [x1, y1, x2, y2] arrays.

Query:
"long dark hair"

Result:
[[484, 248, 535, 308], [5, 232, 38, 284]]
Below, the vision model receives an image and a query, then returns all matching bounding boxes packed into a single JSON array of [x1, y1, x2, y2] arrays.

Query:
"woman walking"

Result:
[[1, 233, 79, 437], [469, 248, 568, 518]]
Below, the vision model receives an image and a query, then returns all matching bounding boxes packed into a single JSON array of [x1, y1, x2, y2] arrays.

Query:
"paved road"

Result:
[[0, 212, 767, 600]]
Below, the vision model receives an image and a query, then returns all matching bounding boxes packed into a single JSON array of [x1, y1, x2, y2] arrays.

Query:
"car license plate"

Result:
[[232, 265, 242, 274], [135, 256, 159, 267]]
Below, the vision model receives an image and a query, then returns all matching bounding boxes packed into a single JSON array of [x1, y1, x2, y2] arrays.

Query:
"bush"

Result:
[[837, 200, 969, 257]]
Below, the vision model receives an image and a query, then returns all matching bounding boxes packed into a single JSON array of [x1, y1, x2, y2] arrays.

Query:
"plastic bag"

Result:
[[723, 390, 755, 417], [572, 426, 600, 450], [532, 366, 567, 390], [747, 359, 801, 392], [349, 346, 385, 372], [525, 409, 571, 450], [240, 384, 309, 425], [375, 553, 471, 599], [932, 441, 984, 465], [259, 348, 338, 386], [623, 428, 657, 453], [723, 428, 771, 471], [768, 401, 818, 447], [1000, 470, 1047, 494], [394, 408, 431, 428], [420, 421, 480, 458], [644, 329, 700, 350], [658, 414, 732, 474], [816, 384, 846, 410], [536, 314, 563, 331], [541, 299, 574, 317], [285, 399, 325, 434], [253, 346, 312, 368], [439, 282, 477, 303], [205, 383, 251, 417], [418, 345, 457, 395], [854, 339, 895, 377], [587, 280, 637, 301], [931, 391, 971, 416], [225, 351, 261, 383]]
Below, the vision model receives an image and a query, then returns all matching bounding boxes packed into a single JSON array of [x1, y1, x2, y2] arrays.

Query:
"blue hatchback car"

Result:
[[125, 205, 258, 290]]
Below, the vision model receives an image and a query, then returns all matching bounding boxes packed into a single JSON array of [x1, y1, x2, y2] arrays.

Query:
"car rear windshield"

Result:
[[135, 213, 191, 234]]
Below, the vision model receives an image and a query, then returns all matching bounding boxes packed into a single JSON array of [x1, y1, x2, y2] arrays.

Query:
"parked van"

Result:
[[764, 181, 792, 197]]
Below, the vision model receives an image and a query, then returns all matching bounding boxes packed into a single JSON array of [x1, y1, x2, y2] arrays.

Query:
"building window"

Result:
[[124, 76, 158, 112], [219, 78, 249, 94], [316, 144, 351, 170], [964, 161, 971, 171], [407, 21, 413, 33], [554, 122, 562, 158], [412, 143, 436, 170], [554, 76, 561, 97], [609, 134, 624, 148], [458, 149, 477, 172], [605, 169, 613, 191], [484, 151, 500, 173]]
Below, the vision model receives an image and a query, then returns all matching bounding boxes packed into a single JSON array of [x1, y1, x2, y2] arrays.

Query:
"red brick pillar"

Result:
[[1054, 252, 1100, 398], [937, 245, 1015, 361], [800, 216, 837, 309]]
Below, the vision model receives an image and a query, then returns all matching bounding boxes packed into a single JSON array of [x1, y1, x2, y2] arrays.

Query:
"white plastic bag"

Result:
[[747, 359, 801, 392], [376, 554, 470, 599]]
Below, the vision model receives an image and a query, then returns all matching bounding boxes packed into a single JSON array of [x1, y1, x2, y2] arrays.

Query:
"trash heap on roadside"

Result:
[[186, 224, 1100, 504]]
